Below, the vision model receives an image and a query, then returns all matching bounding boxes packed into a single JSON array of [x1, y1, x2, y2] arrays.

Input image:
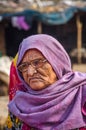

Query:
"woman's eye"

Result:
[[33, 60, 40, 66], [22, 63, 28, 68], [22, 64, 26, 68]]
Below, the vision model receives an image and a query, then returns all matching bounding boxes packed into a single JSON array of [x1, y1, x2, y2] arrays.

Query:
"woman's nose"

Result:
[[27, 65, 37, 76]]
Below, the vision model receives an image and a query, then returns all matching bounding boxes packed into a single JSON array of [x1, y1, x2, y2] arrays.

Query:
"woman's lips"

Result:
[[29, 77, 43, 82]]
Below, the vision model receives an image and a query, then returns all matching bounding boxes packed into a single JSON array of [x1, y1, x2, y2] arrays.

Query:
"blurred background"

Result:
[[0, 0, 86, 129]]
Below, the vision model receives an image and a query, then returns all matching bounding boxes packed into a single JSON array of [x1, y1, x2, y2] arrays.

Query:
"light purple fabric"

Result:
[[8, 34, 86, 130], [17, 16, 30, 30]]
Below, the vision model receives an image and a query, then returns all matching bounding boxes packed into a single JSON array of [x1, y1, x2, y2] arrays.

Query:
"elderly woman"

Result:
[[7, 34, 86, 130]]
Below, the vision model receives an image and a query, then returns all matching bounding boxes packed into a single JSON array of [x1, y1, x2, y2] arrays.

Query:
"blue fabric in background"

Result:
[[0, 6, 86, 25]]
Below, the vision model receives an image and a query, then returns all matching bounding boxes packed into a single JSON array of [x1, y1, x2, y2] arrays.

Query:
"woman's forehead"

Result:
[[22, 49, 45, 61]]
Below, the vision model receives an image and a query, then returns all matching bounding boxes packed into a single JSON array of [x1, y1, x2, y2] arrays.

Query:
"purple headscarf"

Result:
[[8, 34, 86, 130]]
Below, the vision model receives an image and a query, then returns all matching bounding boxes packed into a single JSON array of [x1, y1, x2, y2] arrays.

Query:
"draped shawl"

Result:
[[8, 34, 86, 130]]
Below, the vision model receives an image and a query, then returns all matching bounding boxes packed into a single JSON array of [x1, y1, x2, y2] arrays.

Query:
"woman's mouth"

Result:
[[29, 77, 43, 83]]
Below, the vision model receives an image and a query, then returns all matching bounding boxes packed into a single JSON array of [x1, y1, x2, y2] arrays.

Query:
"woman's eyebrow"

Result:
[[22, 57, 44, 62]]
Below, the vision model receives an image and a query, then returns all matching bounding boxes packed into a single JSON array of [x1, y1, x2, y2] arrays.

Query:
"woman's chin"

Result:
[[30, 82, 45, 91]]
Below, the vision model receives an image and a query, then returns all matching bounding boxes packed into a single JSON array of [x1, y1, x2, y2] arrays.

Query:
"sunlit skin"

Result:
[[21, 49, 58, 90]]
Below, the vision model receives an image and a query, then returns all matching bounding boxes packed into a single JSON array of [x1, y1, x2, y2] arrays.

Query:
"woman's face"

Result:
[[20, 49, 57, 90]]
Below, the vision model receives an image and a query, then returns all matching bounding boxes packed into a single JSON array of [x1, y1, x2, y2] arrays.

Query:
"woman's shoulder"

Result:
[[5, 112, 31, 130]]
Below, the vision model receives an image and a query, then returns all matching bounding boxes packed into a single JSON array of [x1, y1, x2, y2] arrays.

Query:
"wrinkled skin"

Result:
[[21, 49, 57, 90]]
